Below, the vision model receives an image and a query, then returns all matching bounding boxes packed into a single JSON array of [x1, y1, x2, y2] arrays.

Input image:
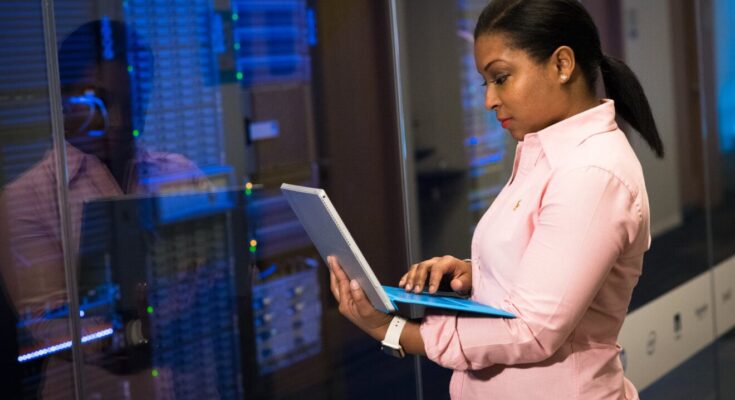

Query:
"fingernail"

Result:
[[429, 284, 436, 292], [405, 284, 412, 291], [350, 280, 360, 290]]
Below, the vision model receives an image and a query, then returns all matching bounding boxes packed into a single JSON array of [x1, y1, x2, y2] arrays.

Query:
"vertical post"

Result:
[[388, 1, 424, 399], [40, 1, 85, 399], [694, 1, 722, 397]]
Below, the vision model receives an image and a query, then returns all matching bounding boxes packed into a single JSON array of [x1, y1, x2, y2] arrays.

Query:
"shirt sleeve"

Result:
[[0, 183, 67, 313], [420, 165, 642, 371]]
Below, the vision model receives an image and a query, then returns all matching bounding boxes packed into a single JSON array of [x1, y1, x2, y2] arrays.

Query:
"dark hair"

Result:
[[474, 0, 664, 158], [58, 19, 154, 133]]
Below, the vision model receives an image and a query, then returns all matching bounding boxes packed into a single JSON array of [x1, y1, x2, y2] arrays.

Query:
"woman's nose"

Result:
[[484, 87, 500, 111]]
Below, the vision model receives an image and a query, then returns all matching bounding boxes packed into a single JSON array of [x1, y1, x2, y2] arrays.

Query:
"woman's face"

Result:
[[474, 33, 568, 140]]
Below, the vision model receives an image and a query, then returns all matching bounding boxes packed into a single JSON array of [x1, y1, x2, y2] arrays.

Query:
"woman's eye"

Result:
[[493, 74, 508, 85]]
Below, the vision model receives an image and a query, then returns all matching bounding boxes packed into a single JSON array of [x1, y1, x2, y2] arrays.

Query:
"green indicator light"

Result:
[[232, 13, 239, 21], [249, 246, 256, 253], [132, 129, 140, 137], [245, 188, 252, 196], [236, 72, 244, 81], [234, 42, 241, 50], [151, 369, 159, 378], [147, 306, 154, 314], [127, 65, 133, 73]]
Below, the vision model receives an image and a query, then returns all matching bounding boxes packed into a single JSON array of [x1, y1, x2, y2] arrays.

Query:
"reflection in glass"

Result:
[[713, 0, 735, 398], [1, 0, 415, 398], [77, 189, 248, 399], [0, 1, 72, 398]]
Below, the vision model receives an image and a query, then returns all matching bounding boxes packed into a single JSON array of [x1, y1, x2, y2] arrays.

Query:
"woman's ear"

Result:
[[551, 46, 576, 84]]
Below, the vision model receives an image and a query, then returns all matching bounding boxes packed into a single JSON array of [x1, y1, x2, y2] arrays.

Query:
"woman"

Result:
[[328, 0, 663, 398]]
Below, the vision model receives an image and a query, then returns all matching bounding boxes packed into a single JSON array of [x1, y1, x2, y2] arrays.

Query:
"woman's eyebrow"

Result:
[[483, 59, 504, 72]]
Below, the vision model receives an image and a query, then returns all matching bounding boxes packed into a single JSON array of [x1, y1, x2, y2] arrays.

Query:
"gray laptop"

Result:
[[280, 183, 514, 318]]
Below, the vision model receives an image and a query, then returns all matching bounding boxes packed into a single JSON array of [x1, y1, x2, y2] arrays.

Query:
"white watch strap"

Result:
[[383, 315, 407, 347]]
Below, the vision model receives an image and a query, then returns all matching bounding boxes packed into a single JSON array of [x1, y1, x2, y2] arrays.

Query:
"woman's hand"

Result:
[[328, 256, 392, 341], [399, 256, 472, 295]]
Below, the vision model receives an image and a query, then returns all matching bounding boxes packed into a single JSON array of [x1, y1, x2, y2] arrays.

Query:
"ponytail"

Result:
[[600, 54, 664, 158], [475, 0, 665, 158]]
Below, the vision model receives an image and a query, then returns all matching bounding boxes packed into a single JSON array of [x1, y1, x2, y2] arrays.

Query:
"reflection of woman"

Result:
[[329, 1, 662, 398], [0, 20, 206, 399]]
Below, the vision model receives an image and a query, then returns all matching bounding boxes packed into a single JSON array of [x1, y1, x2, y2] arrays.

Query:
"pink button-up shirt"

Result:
[[0, 144, 205, 313], [420, 100, 649, 399]]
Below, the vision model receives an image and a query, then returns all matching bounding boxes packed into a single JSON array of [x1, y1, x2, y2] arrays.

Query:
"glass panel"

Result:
[[618, 0, 711, 312], [0, 1, 76, 399], [396, 0, 509, 395], [711, 0, 735, 397], [394, 0, 724, 398], [40, 0, 415, 398]]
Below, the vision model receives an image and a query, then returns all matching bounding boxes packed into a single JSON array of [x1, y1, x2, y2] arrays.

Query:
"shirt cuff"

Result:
[[419, 311, 471, 371]]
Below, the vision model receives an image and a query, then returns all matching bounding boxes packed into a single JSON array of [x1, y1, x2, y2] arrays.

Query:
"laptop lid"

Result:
[[280, 183, 396, 313]]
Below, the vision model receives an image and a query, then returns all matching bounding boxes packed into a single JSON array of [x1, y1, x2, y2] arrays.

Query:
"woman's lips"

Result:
[[499, 118, 511, 129]]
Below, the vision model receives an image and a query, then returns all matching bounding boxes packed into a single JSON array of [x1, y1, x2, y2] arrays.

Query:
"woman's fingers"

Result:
[[399, 272, 409, 288], [349, 279, 375, 318], [328, 256, 344, 303], [402, 256, 472, 294], [328, 264, 340, 303], [427, 261, 451, 293], [403, 263, 418, 291], [451, 276, 471, 294], [403, 260, 431, 292], [411, 260, 434, 293]]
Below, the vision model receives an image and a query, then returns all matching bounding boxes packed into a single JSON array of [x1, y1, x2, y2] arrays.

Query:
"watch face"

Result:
[[381, 344, 405, 359]]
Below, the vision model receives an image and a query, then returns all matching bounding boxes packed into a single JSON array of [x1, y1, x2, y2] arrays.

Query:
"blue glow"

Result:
[[211, 13, 226, 54], [259, 264, 277, 280], [234, 27, 300, 39], [306, 8, 317, 46], [100, 16, 114, 60], [236, 54, 304, 66], [19, 297, 116, 329], [18, 328, 114, 363], [233, 1, 302, 12], [304, 257, 318, 268], [716, 0, 735, 152], [470, 152, 504, 167]]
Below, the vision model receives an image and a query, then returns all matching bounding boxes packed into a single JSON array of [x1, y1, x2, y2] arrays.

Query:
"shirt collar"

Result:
[[64, 143, 88, 183], [528, 99, 618, 168], [63, 143, 158, 184]]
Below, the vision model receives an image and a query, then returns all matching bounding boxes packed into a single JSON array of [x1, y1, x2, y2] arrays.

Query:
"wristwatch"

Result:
[[381, 315, 407, 358]]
